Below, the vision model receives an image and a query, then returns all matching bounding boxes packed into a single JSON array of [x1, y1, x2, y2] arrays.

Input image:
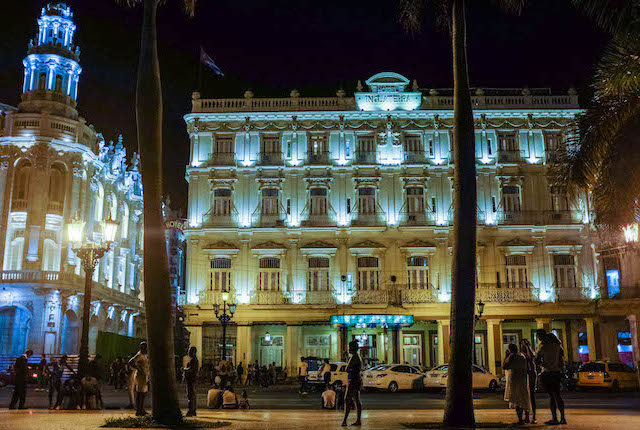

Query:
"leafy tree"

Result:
[[399, 1, 525, 427], [115, 0, 197, 425]]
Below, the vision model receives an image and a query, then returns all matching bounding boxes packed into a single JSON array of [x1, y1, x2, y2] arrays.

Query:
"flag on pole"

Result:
[[200, 46, 224, 76]]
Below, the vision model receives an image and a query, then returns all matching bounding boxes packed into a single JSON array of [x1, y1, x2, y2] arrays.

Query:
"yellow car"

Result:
[[577, 361, 639, 392]]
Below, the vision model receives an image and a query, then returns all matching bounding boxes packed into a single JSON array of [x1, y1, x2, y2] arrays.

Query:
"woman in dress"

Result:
[[503, 343, 532, 425]]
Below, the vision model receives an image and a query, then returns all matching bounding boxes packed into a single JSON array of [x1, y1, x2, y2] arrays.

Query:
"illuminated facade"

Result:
[[0, 2, 144, 356], [183, 72, 640, 374]]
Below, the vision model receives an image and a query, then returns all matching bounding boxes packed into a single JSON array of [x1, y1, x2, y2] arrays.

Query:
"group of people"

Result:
[[503, 329, 567, 426]]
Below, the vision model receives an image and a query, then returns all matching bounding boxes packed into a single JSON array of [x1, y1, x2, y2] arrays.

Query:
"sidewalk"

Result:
[[0, 408, 638, 429]]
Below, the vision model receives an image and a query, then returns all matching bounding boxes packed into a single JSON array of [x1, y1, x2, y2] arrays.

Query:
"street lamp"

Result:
[[473, 300, 485, 365], [67, 218, 119, 377], [214, 288, 236, 363]]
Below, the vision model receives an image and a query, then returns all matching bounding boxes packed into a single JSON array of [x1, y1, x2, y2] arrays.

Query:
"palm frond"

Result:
[[183, 0, 197, 17], [570, 0, 640, 35], [114, 0, 141, 6], [397, 0, 452, 35], [490, 0, 525, 15], [593, 35, 640, 100]]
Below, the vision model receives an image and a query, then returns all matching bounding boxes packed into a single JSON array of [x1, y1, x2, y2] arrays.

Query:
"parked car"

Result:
[[302, 356, 326, 388], [363, 363, 425, 392], [577, 361, 639, 392], [425, 364, 499, 391]]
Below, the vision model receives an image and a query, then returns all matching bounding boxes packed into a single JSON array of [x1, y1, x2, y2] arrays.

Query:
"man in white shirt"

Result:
[[321, 385, 336, 409], [298, 357, 308, 394]]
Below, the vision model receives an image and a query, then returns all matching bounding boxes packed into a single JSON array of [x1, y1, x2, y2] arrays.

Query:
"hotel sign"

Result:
[[355, 91, 422, 111]]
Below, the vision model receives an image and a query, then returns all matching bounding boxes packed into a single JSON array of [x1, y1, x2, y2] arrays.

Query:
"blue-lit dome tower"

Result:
[[20, 1, 82, 119]]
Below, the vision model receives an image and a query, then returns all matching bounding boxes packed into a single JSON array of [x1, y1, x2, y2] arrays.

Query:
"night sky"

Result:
[[0, 0, 607, 212]]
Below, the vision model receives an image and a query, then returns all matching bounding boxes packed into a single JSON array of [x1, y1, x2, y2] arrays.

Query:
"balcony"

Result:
[[497, 150, 524, 164], [11, 199, 28, 211], [352, 290, 390, 304], [494, 210, 582, 225], [202, 207, 239, 228], [399, 211, 437, 226], [47, 201, 64, 215], [301, 214, 334, 227], [554, 286, 590, 301], [252, 212, 286, 228], [404, 151, 427, 164], [259, 152, 283, 166], [351, 212, 386, 227], [308, 151, 331, 165], [207, 152, 236, 166], [355, 151, 377, 164], [199, 288, 236, 305], [252, 290, 286, 305], [0, 270, 143, 310], [476, 283, 537, 303], [400, 287, 439, 304]]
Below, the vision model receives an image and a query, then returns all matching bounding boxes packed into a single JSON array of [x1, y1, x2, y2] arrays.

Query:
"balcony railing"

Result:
[[301, 214, 334, 227], [259, 152, 283, 165], [252, 290, 286, 305], [47, 201, 64, 215], [352, 289, 390, 304], [401, 287, 439, 304], [351, 212, 386, 227], [404, 151, 427, 164], [11, 199, 28, 211], [494, 210, 582, 225], [476, 283, 537, 302], [0, 270, 142, 309], [308, 151, 331, 165], [399, 211, 437, 226], [497, 150, 524, 163], [199, 288, 236, 305], [207, 152, 236, 166], [355, 151, 377, 164], [252, 213, 286, 228], [554, 286, 590, 302]]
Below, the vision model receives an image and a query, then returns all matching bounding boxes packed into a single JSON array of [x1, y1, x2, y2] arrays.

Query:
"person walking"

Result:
[[87, 354, 105, 409], [236, 361, 244, 386], [535, 330, 566, 425], [128, 342, 150, 416], [342, 340, 362, 427], [503, 344, 531, 425], [182, 346, 199, 417], [125, 362, 136, 409], [37, 354, 48, 391], [9, 349, 33, 409], [520, 339, 538, 424], [298, 356, 308, 394], [48, 354, 73, 409], [320, 358, 331, 388]]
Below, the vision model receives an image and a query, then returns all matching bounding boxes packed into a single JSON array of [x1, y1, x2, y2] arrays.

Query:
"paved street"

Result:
[[0, 384, 638, 411]]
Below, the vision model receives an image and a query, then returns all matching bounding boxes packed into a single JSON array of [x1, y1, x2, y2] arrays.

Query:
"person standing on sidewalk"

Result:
[[342, 340, 362, 427], [129, 342, 150, 416], [183, 346, 199, 417], [37, 354, 48, 391], [9, 349, 33, 409], [236, 361, 244, 386], [503, 344, 531, 425], [535, 330, 566, 425], [298, 357, 308, 394], [520, 339, 538, 424]]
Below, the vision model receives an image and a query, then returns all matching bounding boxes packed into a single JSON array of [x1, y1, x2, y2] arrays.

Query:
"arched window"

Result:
[[47, 165, 65, 215], [38, 72, 47, 90], [94, 183, 104, 221], [12, 161, 32, 210], [121, 202, 129, 238], [4, 237, 24, 271], [54, 74, 63, 92], [42, 239, 61, 271]]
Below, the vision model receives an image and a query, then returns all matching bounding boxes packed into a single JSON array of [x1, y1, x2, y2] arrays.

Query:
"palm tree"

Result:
[[560, 2, 640, 231], [116, 0, 197, 425], [399, 1, 525, 427]]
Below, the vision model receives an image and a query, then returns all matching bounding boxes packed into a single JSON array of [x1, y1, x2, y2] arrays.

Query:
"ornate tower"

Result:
[[19, 1, 82, 119]]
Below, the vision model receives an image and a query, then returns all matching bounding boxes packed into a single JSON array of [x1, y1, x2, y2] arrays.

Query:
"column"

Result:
[[235, 325, 253, 371], [486, 319, 503, 376], [559, 321, 569, 360], [286, 325, 301, 376], [568, 320, 579, 363], [585, 317, 597, 362], [536, 318, 551, 334], [186, 325, 203, 364], [628, 315, 640, 367], [397, 329, 404, 364], [437, 320, 450, 365]]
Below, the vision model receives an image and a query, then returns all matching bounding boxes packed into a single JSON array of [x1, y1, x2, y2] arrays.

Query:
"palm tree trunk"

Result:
[[136, 0, 182, 424], [443, 0, 477, 427]]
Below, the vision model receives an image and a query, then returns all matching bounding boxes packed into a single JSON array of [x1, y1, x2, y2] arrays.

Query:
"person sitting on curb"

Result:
[[321, 384, 336, 409], [239, 390, 250, 409], [222, 385, 238, 409]]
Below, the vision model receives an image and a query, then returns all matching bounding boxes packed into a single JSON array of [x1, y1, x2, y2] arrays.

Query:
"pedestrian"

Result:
[[321, 384, 336, 409], [87, 354, 104, 409], [236, 361, 244, 386], [320, 358, 332, 388], [298, 356, 308, 394], [217, 359, 228, 388], [8, 348, 33, 409], [111, 358, 121, 389], [535, 329, 567, 425], [239, 390, 250, 409], [503, 343, 531, 425], [125, 362, 135, 409], [37, 354, 48, 391], [182, 346, 199, 417], [520, 338, 537, 424], [80, 374, 100, 409], [269, 362, 276, 386], [246, 363, 253, 386], [341, 340, 363, 427], [128, 341, 150, 416], [222, 385, 238, 409], [253, 361, 260, 386]]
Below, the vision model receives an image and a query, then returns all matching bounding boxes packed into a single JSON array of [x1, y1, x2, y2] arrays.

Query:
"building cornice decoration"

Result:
[[303, 176, 332, 189], [256, 177, 284, 190], [498, 238, 535, 255], [352, 176, 380, 189], [209, 177, 237, 190]]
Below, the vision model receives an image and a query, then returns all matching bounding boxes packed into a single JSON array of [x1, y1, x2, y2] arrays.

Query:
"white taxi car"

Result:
[[424, 364, 499, 391], [362, 364, 425, 392], [328, 362, 349, 389]]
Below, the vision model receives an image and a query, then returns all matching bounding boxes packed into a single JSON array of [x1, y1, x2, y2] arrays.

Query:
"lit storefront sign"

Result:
[[331, 314, 414, 328]]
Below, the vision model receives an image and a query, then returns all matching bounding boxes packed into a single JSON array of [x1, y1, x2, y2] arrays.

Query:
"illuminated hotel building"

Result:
[[0, 2, 144, 356], [183, 72, 640, 375]]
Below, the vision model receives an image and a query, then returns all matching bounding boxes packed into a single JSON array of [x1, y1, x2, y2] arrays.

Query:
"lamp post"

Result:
[[473, 300, 485, 366], [214, 288, 236, 362], [67, 218, 119, 377]]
